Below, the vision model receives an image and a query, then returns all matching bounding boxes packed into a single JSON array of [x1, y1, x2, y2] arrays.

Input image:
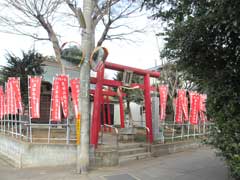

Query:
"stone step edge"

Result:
[[119, 152, 150, 163]]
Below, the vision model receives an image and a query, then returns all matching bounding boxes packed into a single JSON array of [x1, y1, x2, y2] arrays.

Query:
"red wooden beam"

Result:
[[90, 89, 126, 97], [118, 89, 125, 128], [91, 78, 158, 91], [91, 65, 105, 148], [144, 74, 153, 143], [105, 62, 160, 78]]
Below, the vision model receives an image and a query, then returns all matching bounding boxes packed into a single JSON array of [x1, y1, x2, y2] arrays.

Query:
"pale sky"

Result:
[[0, 7, 164, 79]]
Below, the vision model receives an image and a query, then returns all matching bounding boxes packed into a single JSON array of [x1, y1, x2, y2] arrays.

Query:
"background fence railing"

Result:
[[0, 116, 214, 145]]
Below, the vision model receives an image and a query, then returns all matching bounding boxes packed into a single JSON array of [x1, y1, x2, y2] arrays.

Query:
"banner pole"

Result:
[[203, 119, 206, 135], [3, 97, 5, 134], [19, 111, 22, 140], [66, 75, 70, 144], [66, 117, 70, 144], [15, 111, 17, 138], [48, 77, 55, 144], [198, 116, 201, 136], [194, 125, 196, 139], [172, 99, 176, 143], [0, 88, 3, 132], [181, 122, 184, 140], [6, 82, 9, 133], [28, 76, 33, 143], [15, 78, 19, 138], [10, 80, 14, 137]]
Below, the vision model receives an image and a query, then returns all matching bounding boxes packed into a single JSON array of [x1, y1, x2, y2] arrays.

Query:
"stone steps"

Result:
[[119, 152, 150, 163], [119, 147, 147, 156], [118, 142, 145, 150], [0, 154, 16, 167], [118, 142, 150, 164]]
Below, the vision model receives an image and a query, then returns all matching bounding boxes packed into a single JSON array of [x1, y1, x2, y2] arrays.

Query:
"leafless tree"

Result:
[[65, 0, 145, 174], [0, 0, 65, 72], [66, 0, 144, 47], [0, 0, 146, 174]]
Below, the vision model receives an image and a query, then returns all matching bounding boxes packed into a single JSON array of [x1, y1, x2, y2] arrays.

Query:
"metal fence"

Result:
[[159, 121, 214, 143], [0, 115, 214, 145], [0, 116, 77, 144]]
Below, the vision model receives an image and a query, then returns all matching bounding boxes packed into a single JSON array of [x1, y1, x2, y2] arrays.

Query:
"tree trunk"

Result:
[[76, 0, 95, 174], [37, 15, 65, 73]]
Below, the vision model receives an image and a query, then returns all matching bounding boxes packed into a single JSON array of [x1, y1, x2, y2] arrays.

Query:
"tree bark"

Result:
[[76, 0, 95, 174], [37, 15, 65, 73]]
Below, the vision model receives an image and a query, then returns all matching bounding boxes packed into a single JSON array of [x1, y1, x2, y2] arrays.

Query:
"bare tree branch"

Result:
[[0, 0, 66, 73]]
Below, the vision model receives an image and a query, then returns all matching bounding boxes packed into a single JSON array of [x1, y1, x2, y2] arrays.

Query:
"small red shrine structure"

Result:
[[90, 61, 160, 148]]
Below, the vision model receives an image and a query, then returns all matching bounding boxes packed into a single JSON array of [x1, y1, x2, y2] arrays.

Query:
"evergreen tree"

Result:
[[0, 50, 45, 107], [143, 0, 240, 178]]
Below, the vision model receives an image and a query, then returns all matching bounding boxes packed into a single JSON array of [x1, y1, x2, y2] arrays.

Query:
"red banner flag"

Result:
[[70, 78, 80, 119], [189, 91, 197, 106], [175, 96, 182, 123], [57, 75, 69, 118], [183, 96, 189, 121], [4, 84, 8, 115], [11, 78, 23, 114], [200, 94, 207, 122], [29, 76, 42, 118], [51, 78, 61, 122], [189, 94, 200, 125], [0, 86, 4, 119], [159, 85, 168, 121], [6, 78, 18, 114], [175, 89, 186, 123]]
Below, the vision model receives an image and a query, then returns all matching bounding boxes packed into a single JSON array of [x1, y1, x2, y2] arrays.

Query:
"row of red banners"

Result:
[[50, 76, 80, 121], [158, 85, 207, 125], [0, 77, 23, 119], [0, 76, 80, 122], [0, 76, 207, 125], [49, 76, 80, 121]]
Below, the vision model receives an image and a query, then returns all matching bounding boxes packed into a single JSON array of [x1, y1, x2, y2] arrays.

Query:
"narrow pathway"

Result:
[[0, 146, 231, 180]]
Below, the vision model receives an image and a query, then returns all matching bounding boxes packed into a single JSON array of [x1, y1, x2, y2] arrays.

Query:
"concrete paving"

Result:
[[0, 146, 232, 180]]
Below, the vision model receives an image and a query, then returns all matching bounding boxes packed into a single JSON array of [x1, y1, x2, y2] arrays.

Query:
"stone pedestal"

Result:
[[151, 96, 164, 142], [119, 128, 136, 142]]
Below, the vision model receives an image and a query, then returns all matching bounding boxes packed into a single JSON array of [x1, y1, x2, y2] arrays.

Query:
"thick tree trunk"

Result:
[[37, 15, 65, 73], [76, 0, 95, 174]]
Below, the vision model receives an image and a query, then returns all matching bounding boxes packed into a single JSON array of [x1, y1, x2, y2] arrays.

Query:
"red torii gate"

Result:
[[90, 62, 160, 148]]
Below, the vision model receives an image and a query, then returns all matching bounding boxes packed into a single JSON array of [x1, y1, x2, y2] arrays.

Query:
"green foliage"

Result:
[[114, 71, 144, 104], [0, 50, 45, 106], [61, 46, 83, 65], [143, 0, 240, 178]]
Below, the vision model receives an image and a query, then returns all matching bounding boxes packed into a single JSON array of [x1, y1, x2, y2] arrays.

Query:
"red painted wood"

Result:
[[90, 89, 126, 97], [118, 89, 125, 128], [105, 62, 160, 77], [91, 78, 157, 91], [90, 65, 105, 148], [144, 74, 153, 143]]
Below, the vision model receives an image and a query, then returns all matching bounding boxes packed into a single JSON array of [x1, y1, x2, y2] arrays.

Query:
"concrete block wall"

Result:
[[0, 134, 77, 168], [151, 140, 202, 157], [0, 135, 25, 168], [22, 144, 77, 168], [0, 134, 119, 168], [0, 134, 203, 168]]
